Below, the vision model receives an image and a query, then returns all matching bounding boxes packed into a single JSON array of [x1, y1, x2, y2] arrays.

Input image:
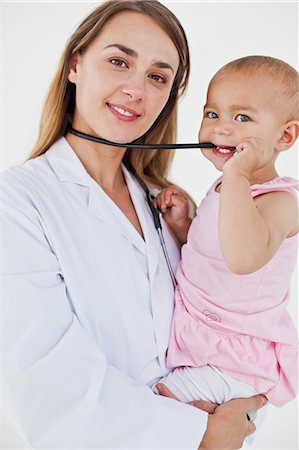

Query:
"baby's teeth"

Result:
[[218, 148, 231, 154]]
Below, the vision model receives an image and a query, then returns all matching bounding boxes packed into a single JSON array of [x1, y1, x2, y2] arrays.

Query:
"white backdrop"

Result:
[[2, 1, 298, 449]]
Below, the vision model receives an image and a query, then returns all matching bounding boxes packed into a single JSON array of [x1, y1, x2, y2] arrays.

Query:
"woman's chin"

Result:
[[102, 132, 142, 145], [72, 121, 145, 145]]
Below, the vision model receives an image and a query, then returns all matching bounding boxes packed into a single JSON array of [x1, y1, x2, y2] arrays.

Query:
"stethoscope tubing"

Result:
[[69, 127, 216, 150], [115, 157, 177, 289], [157, 227, 177, 289], [67, 126, 201, 289], [127, 166, 178, 289]]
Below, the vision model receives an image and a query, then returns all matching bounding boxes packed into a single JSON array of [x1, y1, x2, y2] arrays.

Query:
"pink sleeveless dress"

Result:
[[166, 176, 298, 406]]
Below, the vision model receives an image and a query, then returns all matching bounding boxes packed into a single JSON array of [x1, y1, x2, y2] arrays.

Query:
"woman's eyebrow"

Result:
[[104, 43, 137, 57], [153, 61, 174, 73], [104, 43, 174, 73]]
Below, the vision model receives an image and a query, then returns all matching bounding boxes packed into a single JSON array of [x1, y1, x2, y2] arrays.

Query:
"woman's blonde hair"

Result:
[[28, 0, 190, 189]]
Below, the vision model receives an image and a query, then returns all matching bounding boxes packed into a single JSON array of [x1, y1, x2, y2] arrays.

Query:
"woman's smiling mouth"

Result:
[[107, 103, 141, 122]]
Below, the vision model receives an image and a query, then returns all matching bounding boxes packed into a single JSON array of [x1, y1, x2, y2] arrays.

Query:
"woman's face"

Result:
[[68, 11, 180, 143]]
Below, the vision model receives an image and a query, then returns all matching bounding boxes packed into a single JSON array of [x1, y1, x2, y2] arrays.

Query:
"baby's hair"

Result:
[[211, 55, 299, 121]]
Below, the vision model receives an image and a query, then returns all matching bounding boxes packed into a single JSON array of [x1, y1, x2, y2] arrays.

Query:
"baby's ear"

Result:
[[275, 120, 299, 152]]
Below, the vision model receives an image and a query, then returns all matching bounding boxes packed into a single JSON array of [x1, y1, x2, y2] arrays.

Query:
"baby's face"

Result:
[[198, 72, 283, 172]]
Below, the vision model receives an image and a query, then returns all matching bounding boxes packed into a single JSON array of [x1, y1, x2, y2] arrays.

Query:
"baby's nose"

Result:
[[212, 124, 232, 136]]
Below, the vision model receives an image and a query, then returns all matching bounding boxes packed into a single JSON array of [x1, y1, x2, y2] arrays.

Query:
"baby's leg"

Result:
[[157, 365, 258, 404], [156, 365, 268, 444]]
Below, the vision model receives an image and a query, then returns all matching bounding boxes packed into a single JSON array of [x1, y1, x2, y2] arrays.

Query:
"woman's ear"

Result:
[[276, 120, 299, 152], [68, 53, 80, 84]]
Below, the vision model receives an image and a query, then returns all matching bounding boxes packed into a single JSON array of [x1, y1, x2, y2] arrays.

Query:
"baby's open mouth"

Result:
[[212, 145, 236, 158], [215, 145, 236, 154]]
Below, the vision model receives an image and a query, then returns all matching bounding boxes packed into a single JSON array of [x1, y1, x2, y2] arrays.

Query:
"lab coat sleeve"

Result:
[[2, 174, 208, 449]]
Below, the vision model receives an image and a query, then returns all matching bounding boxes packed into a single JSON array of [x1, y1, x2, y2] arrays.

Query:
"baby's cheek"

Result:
[[198, 120, 205, 136], [198, 122, 209, 142]]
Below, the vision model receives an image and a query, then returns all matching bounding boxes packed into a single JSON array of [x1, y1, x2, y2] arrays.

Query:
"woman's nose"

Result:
[[122, 78, 145, 102]]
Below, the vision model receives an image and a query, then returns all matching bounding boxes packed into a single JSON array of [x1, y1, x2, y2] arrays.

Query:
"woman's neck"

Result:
[[66, 132, 127, 192]]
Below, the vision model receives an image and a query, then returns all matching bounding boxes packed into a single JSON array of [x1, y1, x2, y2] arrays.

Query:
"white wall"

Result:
[[2, 1, 298, 449]]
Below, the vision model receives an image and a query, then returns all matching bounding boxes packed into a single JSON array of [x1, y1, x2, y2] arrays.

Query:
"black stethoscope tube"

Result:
[[68, 125, 214, 289], [130, 167, 178, 289], [68, 127, 216, 150]]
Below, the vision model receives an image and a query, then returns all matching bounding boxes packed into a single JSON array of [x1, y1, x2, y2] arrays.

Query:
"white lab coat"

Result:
[[2, 138, 207, 449]]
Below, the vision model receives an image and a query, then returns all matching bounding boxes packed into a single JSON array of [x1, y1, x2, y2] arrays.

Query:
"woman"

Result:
[[2, 1, 266, 448]]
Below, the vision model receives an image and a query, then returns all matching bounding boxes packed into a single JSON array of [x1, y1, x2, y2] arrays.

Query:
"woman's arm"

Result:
[[2, 171, 206, 449]]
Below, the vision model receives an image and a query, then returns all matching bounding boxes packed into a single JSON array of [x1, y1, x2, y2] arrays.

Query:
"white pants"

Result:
[[156, 365, 268, 444]]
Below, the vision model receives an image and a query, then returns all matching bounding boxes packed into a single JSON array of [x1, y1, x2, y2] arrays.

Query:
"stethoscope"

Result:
[[69, 127, 216, 289]]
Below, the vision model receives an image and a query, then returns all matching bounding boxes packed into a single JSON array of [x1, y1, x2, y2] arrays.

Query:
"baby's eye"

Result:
[[109, 58, 128, 68], [149, 74, 166, 84], [235, 114, 251, 122], [206, 111, 218, 119]]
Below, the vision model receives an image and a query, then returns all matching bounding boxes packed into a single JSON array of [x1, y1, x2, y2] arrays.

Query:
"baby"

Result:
[[156, 56, 298, 413]]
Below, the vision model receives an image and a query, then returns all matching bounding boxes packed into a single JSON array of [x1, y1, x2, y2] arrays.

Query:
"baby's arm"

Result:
[[155, 186, 192, 245], [219, 138, 298, 274]]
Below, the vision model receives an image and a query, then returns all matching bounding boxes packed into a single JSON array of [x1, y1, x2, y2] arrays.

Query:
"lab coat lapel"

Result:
[[46, 137, 90, 187], [46, 138, 146, 255], [142, 213, 160, 286], [88, 179, 146, 255], [124, 167, 179, 368], [122, 167, 159, 284]]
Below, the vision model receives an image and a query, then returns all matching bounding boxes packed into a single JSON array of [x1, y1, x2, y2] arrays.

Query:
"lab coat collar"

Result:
[[45, 137, 145, 198], [88, 176, 147, 255], [46, 137, 160, 303], [87, 164, 160, 270], [46, 137, 90, 186], [46, 137, 148, 255]]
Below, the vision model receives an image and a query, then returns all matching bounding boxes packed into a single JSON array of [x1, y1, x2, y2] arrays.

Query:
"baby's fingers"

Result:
[[162, 187, 174, 209], [236, 137, 264, 153], [156, 187, 178, 212], [235, 142, 246, 153], [156, 190, 171, 212], [155, 190, 170, 212]]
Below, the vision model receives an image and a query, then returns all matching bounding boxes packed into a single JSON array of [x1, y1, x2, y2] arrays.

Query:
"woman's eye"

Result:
[[109, 58, 127, 68], [235, 114, 251, 122], [149, 74, 166, 84], [206, 111, 218, 119]]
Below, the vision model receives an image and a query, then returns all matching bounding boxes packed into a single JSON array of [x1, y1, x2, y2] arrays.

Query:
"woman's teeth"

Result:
[[110, 105, 135, 117]]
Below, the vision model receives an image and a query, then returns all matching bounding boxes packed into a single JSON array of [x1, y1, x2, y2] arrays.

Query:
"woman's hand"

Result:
[[154, 186, 191, 245], [199, 395, 267, 450], [156, 383, 267, 450], [156, 383, 218, 413]]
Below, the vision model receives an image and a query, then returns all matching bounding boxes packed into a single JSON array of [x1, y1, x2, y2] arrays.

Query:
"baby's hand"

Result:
[[155, 186, 191, 244], [223, 137, 265, 179]]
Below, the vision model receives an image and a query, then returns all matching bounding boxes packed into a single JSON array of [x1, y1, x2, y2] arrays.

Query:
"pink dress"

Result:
[[166, 176, 298, 406]]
